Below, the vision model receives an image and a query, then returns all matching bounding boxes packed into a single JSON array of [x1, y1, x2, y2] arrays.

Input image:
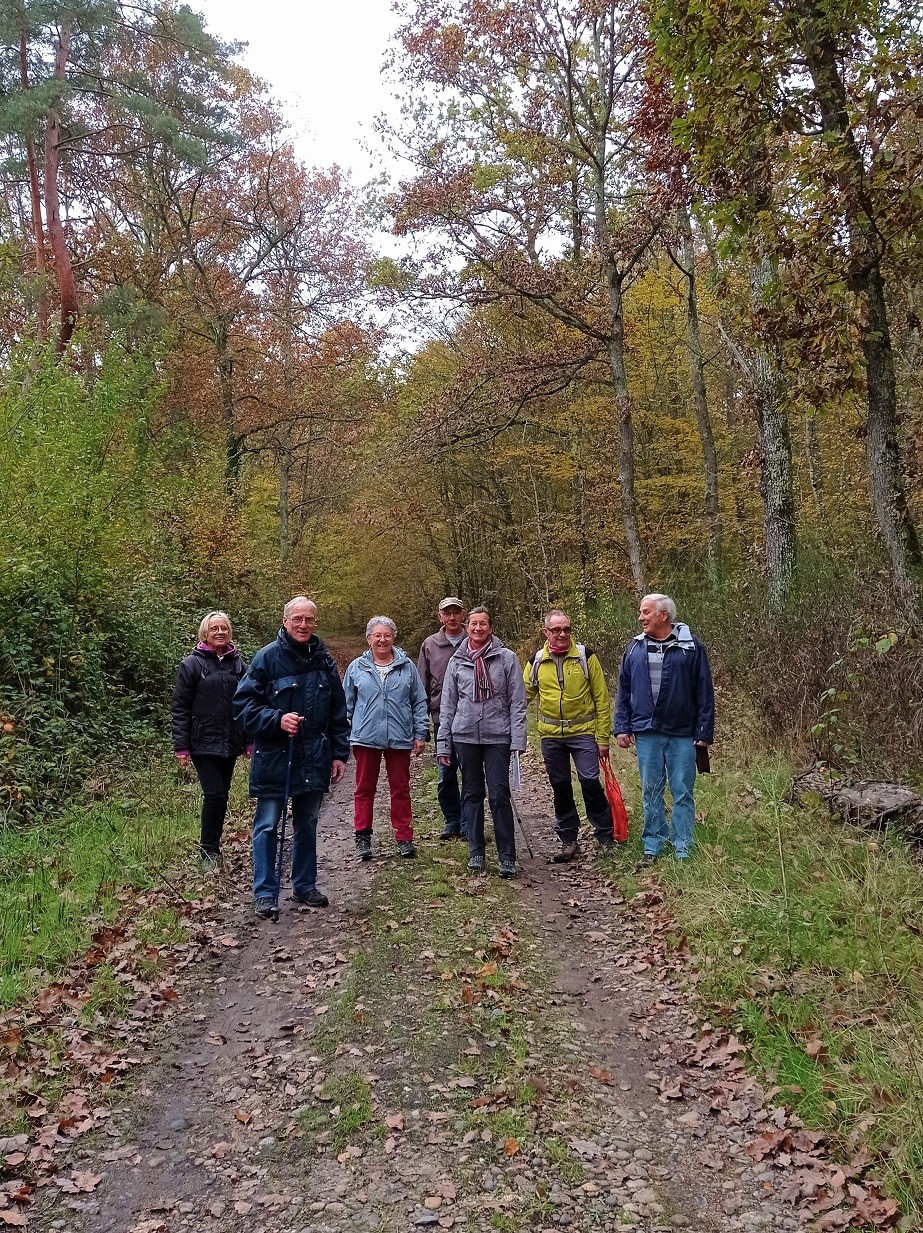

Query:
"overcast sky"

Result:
[[192, 0, 401, 180]]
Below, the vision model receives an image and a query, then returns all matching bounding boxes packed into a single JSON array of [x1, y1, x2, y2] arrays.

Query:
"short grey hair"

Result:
[[642, 593, 677, 622], [198, 610, 233, 642], [543, 609, 569, 627], [366, 615, 397, 638], [284, 596, 317, 618]]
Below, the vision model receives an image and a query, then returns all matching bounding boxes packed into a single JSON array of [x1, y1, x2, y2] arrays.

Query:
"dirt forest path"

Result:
[[32, 758, 814, 1233]]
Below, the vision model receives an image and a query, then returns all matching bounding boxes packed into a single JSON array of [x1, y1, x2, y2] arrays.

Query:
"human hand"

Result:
[[438, 756, 451, 767], [412, 740, 426, 757], [598, 744, 610, 761], [615, 733, 633, 750], [280, 712, 303, 736], [330, 759, 347, 784]]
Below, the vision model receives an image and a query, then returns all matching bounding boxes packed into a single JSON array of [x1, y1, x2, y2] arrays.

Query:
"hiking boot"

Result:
[[439, 824, 462, 840], [355, 831, 373, 861], [291, 889, 329, 908], [396, 840, 417, 858], [200, 850, 221, 871], [254, 900, 275, 920], [634, 852, 659, 871], [596, 836, 615, 854], [552, 840, 578, 864], [498, 859, 516, 879], [468, 854, 485, 872]]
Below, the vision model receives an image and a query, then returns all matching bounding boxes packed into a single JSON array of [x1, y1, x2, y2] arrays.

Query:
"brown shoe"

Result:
[[552, 841, 578, 864]]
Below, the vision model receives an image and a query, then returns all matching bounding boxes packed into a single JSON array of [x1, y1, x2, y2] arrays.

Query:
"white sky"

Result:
[[192, 0, 401, 181]]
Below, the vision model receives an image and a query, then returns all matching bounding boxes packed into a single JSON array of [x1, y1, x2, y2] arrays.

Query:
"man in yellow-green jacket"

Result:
[[523, 610, 612, 862]]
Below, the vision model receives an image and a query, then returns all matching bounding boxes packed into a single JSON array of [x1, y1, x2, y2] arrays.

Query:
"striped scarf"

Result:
[[465, 639, 495, 702]]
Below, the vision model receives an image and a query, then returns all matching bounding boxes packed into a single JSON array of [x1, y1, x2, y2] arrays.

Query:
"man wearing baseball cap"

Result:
[[418, 597, 467, 839]]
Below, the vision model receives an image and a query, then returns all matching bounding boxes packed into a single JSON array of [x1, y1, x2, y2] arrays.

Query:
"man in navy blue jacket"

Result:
[[234, 597, 349, 917], [614, 594, 714, 863]]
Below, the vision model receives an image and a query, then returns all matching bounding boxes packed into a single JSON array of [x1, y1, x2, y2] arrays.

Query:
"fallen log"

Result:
[[791, 769, 923, 844]]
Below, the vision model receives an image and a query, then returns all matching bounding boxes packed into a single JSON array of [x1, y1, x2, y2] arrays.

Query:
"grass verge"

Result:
[[607, 745, 923, 1226], [0, 753, 242, 1007]]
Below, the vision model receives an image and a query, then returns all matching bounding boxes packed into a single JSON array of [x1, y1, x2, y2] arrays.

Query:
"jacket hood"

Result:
[[278, 628, 323, 658], [633, 621, 695, 650]]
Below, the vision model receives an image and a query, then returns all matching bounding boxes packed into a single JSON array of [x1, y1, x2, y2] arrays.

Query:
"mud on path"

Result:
[[32, 758, 819, 1233]]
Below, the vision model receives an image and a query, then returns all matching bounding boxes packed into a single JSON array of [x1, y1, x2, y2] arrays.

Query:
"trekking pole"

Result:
[[272, 735, 295, 924], [510, 794, 534, 859], [509, 754, 534, 859]]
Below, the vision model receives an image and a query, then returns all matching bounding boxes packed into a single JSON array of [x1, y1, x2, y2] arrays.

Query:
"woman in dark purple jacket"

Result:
[[171, 611, 248, 864]]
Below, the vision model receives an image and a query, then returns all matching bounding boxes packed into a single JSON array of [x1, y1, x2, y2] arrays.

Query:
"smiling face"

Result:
[[367, 623, 396, 662], [283, 601, 317, 644], [466, 610, 492, 649], [544, 614, 572, 653], [204, 615, 232, 652], [639, 598, 672, 641]]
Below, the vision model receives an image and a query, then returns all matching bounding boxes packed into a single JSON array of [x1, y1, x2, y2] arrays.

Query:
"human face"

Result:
[[204, 616, 231, 652], [367, 623, 395, 661], [544, 615, 572, 653], [467, 611, 491, 649], [284, 603, 317, 644], [439, 605, 465, 636], [639, 599, 672, 641]]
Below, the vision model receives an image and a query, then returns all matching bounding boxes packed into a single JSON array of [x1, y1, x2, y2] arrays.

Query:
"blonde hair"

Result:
[[198, 610, 234, 642]]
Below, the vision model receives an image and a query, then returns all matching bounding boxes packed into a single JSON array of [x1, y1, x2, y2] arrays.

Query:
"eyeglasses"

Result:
[[287, 616, 316, 625], [545, 626, 572, 635]]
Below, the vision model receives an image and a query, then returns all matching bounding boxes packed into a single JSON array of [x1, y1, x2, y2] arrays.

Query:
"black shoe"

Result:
[[634, 852, 659, 871], [396, 840, 416, 858], [468, 854, 485, 872], [291, 889, 329, 908], [355, 831, 372, 861], [438, 825, 462, 841], [596, 836, 615, 852], [498, 859, 516, 879], [552, 841, 578, 864], [254, 900, 275, 919]]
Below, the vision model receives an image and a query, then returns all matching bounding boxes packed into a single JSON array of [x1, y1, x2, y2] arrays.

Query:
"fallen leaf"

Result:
[[233, 1110, 252, 1125], [503, 1138, 519, 1156]]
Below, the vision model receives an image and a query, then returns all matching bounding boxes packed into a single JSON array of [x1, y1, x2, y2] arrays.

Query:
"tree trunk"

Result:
[[677, 206, 722, 579], [214, 322, 241, 494], [19, 29, 48, 344], [800, 13, 921, 609], [44, 22, 77, 350]]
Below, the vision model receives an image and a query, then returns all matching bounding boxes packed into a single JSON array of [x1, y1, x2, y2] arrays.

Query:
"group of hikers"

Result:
[[171, 594, 715, 919]]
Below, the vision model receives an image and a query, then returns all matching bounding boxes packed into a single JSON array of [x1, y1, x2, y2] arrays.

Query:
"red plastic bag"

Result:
[[602, 760, 629, 843]]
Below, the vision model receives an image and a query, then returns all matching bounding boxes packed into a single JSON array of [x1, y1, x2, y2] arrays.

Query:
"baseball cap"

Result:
[[439, 596, 464, 610]]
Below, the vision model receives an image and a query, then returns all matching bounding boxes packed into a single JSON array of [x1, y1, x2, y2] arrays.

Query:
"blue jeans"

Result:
[[252, 791, 324, 901], [634, 733, 697, 857], [456, 743, 515, 863], [434, 722, 463, 834]]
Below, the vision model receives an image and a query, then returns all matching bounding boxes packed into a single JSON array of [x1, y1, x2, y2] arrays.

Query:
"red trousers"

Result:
[[352, 746, 413, 841]]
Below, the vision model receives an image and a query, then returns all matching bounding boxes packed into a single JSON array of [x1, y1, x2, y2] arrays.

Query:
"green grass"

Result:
[[0, 754, 213, 1007], [297, 1072, 376, 1151], [613, 751, 923, 1225]]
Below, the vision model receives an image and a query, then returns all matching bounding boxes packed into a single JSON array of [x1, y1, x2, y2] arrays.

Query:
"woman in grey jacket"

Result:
[[437, 607, 527, 878]]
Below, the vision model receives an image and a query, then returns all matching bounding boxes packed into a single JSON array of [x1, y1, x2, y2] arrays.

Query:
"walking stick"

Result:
[[272, 735, 295, 924], [509, 754, 534, 859]]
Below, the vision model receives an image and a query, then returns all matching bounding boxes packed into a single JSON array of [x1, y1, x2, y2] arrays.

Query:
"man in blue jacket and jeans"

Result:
[[234, 597, 350, 918], [614, 594, 714, 864]]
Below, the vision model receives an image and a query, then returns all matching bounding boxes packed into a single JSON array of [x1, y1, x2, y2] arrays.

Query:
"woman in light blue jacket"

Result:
[[437, 606, 526, 879], [342, 616, 429, 861]]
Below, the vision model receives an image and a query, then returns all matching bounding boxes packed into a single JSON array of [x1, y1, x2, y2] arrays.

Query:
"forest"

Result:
[[3, 1, 923, 1228], [4, 0, 923, 820]]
